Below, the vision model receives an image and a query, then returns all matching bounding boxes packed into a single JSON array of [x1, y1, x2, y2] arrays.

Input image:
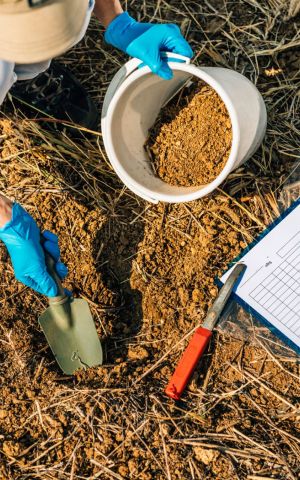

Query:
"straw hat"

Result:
[[0, 0, 89, 64]]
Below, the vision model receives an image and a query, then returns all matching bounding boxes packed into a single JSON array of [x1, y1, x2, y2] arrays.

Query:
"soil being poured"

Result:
[[146, 81, 232, 187]]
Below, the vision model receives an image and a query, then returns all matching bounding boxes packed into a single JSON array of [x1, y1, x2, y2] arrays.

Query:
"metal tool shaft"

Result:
[[203, 263, 246, 331]]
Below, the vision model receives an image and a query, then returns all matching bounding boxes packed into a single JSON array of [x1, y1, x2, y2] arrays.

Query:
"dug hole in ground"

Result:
[[0, 1, 300, 479]]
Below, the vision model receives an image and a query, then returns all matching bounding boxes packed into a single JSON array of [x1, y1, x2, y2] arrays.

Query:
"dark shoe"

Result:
[[10, 62, 99, 130]]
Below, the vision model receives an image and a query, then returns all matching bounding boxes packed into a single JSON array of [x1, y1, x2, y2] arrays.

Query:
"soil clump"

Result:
[[146, 81, 232, 187]]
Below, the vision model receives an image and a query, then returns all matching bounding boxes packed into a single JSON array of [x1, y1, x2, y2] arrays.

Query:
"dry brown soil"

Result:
[[0, 114, 299, 479], [146, 82, 232, 186], [0, 2, 300, 479]]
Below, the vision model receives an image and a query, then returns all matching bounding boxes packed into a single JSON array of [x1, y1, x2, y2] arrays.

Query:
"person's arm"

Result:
[[0, 194, 13, 228], [96, 0, 193, 80], [93, 0, 123, 28]]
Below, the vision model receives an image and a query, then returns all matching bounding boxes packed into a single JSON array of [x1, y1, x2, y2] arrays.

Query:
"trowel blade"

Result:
[[39, 298, 103, 375]]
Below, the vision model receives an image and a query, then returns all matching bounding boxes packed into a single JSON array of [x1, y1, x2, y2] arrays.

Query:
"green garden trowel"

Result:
[[39, 253, 103, 375]]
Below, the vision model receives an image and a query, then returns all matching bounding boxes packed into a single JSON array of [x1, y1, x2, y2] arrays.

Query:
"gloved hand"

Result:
[[0, 203, 67, 297], [105, 12, 193, 80]]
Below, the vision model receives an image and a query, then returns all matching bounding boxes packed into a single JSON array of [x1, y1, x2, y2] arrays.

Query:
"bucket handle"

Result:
[[131, 52, 191, 77]]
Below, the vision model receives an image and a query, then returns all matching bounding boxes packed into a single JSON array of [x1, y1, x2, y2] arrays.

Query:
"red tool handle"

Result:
[[165, 327, 212, 400]]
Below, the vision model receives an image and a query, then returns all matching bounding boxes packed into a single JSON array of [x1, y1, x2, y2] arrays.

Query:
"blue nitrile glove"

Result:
[[0, 203, 68, 297], [105, 12, 193, 80]]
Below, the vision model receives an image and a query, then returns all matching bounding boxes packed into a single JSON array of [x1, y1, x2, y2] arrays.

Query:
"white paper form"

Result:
[[220, 202, 300, 350]]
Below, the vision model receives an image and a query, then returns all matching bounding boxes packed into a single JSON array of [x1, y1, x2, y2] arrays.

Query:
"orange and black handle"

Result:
[[165, 327, 212, 400]]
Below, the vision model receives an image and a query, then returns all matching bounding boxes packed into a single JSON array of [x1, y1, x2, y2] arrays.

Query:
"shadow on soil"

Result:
[[91, 202, 145, 366]]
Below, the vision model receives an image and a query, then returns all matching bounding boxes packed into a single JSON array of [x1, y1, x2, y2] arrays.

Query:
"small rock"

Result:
[[192, 288, 201, 302], [118, 465, 129, 477], [193, 446, 219, 465], [3, 441, 20, 457], [127, 346, 149, 361], [0, 410, 7, 420]]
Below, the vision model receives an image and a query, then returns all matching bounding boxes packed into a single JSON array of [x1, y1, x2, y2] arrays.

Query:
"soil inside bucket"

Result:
[[145, 81, 232, 187]]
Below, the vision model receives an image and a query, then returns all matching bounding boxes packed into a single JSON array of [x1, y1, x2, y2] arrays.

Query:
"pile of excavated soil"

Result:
[[146, 82, 232, 186]]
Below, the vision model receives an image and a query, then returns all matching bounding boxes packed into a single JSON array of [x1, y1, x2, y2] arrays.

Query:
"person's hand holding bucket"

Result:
[[104, 12, 194, 80]]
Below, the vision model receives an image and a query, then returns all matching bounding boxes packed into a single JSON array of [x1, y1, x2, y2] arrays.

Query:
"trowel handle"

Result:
[[44, 251, 68, 304]]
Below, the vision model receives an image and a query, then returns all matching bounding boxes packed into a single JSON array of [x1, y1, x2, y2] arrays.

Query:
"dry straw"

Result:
[[0, 0, 299, 479]]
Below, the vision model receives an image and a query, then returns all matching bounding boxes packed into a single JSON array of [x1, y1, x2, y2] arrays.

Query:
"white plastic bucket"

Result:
[[101, 54, 267, 204]]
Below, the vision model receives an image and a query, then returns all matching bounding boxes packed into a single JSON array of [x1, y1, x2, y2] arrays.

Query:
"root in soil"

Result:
[[146, 81, 232, 187]]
